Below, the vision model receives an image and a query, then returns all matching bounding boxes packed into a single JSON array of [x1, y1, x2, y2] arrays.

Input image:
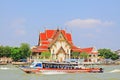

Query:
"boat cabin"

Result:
[[30, 61, 85, 69]]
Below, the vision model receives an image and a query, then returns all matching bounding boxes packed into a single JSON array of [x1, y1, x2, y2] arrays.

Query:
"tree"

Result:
[[41, 51, 51, 59], [79, 52, 88, 59], [0, 46, 4, 57], [20, 43, 31, 59], [11, 47, 21, 61], [71, 52, 79, 59], [11, 43, 31, 61], [4, 46, 11, 57], [0, 43, 31, 61], [98, 49, 112, 59], [98, 48, 119, 60], [111, 53, 119, 60], [0, 46, 12, 58]]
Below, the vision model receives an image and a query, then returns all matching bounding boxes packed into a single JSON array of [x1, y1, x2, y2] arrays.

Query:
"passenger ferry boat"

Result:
[[20, 60, 103, 74]]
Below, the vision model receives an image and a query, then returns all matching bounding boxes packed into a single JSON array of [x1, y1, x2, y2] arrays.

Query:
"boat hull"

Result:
[[21, 68, 103, 74]]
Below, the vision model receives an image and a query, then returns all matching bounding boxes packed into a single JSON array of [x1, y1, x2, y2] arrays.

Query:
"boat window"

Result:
[[31, 62, 35, 66], [35, 63, 42, 67]]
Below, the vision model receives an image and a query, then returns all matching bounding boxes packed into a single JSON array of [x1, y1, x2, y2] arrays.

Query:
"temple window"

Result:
[[89, 59, 91, 62], [53, 50, 54, 53], [93, 55, 96, 57], [67, 49, 69, 53], [89, 55, 91, 57]]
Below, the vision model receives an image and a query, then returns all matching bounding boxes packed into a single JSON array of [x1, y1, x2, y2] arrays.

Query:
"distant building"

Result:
[[81, 47, 98, 63], [31, 29, 99, 62], [115, 49, 120, 59]]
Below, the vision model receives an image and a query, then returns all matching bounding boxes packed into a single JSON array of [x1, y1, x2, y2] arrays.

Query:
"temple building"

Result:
[[32, 29, 99, 62]]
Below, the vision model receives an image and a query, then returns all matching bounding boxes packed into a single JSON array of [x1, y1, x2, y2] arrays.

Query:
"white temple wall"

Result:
[[50, 40, 71, 61]]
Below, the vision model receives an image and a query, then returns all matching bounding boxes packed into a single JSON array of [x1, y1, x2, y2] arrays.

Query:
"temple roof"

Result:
[[32, 29, 97, 54], [39, 29, 72, 42], [81, 47, 98, 54]]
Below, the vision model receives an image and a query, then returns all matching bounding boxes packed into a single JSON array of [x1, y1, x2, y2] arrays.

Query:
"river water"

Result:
[[0, 65, 120, 80]]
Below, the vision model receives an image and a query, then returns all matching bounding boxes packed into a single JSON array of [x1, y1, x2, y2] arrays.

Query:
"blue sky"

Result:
[[0, 0, 120, 50]]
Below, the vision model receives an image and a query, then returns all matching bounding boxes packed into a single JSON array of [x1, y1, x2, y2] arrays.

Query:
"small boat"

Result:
[[20, 61, 103, 74]]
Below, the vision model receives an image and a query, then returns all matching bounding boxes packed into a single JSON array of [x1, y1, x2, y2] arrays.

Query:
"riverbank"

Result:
[[0, 62, 31, 66], [1, 61, 120, 65]]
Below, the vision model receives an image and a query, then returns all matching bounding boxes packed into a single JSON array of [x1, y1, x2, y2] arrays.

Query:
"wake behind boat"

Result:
[[0, 67, 10, 70], [20, 60, 103, 74], [109, 69, 120, 73]]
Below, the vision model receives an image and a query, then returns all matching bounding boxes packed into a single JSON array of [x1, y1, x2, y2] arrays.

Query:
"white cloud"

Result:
[[65, 18, 114, 28], [102, 21, 114, 26]]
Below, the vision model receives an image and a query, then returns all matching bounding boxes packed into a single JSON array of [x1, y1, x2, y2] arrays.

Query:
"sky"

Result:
[[0, 0, 120, 50]]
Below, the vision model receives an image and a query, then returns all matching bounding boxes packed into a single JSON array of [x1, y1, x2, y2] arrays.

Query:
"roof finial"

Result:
[[57, 26, 59, 31]]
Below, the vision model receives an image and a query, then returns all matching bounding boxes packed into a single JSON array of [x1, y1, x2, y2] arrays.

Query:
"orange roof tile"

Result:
[[66, 33, 72, 41], [41, 41, 50, 45], [40, 33, 46, 40], [72, 45, 82, 52], [32, 45, 49, 52], [37, 46, 48, 49], [33, 29, 97, 54], [32, 49, 48, 52], [46, 30, 56, 38], [81, 47, 93, 54], [61, 30, 66, 36]]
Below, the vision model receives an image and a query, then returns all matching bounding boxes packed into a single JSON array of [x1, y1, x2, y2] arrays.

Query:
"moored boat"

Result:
[[20, 61, 103, 74]]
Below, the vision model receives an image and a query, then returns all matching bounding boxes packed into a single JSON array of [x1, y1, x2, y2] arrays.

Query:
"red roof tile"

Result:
[[32, 46, 49, 52], [46, 30, 56, 38], [40, 33, 46, 40], [81, 47, 93, 54], [37, 46, 48, 49], [33, 29, 98, 54], [32, 49, 48, 52], [66, 33, 72, 41], [72, 45, 82, 52], [61, 30, 66, 36], [41, 41, 50, 45]]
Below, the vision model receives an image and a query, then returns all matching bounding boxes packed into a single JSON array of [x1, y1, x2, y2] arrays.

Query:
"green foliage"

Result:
[[98, 48, 119, 60], [4, 46, 12, 57], [71, 52, 79, 58], [20, 43, 31, 59], [0, 46, 11, 57], [80, 52, 88, 59], [41, 51, 51, 59], [0, 43, 31, 61], [98, 49, 112, 59], [71, 52, 89, 59], [11, 47, 21, 61], [111, 53, 119, 60], [0, 46, 4, 57]]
